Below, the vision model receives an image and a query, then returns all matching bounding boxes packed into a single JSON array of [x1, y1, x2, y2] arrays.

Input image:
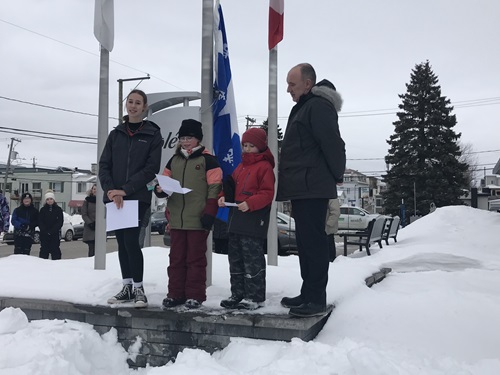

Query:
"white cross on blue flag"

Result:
[[213, 2, 241, 179], [213, 1, 242, 221]]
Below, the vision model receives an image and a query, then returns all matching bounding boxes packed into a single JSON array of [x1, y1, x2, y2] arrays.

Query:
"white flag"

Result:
[[94, 0, 114, 51]]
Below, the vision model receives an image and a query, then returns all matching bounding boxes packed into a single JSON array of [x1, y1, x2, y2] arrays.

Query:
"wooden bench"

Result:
[[338, 216, 387, 256], [382, 216, 400, 245]]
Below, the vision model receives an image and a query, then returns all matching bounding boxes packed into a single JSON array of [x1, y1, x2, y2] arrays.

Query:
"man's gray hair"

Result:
[[298, 63, 316, 85]]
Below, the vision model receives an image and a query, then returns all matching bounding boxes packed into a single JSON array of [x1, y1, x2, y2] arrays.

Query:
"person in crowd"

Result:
[[155, 119, 222, 310], [0, 190, 10, 239], [276, 63, 346, 317], [39, 190, 64, 260], [325, 198, 341, 262], [218, 128, 275, 310], [138, 206, 152, 248], [12, 192, 38, 255], [99, 89, 163, 308], [81, 184, 97, 257]]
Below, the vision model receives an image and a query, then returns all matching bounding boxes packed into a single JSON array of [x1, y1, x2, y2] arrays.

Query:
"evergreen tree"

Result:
[[262, 118, 284, 147], [382, 61, 469, 221]]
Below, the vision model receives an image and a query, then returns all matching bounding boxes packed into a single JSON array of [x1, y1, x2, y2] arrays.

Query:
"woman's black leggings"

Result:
[[114, 202, 149, 283]]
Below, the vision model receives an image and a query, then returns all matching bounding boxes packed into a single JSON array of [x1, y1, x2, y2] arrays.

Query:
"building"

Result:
[[0, 164, 94, 213], [337, 169, 385, 213]]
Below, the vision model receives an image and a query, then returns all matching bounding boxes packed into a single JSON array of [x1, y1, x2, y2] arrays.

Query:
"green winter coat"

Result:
[[164, 146, 222, 230]]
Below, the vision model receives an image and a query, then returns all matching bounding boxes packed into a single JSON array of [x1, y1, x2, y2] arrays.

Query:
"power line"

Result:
[[0, 95, 118, 120], [0, 18, 185, 91]]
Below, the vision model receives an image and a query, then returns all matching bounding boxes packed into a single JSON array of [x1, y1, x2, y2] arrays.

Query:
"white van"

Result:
[[338, 206, 381, 231]]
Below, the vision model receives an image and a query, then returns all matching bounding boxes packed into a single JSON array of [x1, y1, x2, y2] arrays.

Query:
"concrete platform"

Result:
[[0, 297, 333, 368]]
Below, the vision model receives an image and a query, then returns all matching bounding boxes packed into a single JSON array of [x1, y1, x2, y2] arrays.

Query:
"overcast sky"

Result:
[[1, 0, 499, 183]]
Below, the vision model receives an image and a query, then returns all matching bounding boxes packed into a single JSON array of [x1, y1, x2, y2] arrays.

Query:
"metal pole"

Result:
[[414, 180, 417, 216], [201, 0, 214, 286], [117, 76, 150, 125], [267, 47, 279, 266], [3, 138, 20, 195], [118, 79, 123, 124], [94, 46, 110, 270]]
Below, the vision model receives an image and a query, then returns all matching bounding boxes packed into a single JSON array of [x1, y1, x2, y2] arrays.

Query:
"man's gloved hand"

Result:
[[200, 214, 215, 231], [88, 222, 96, 230], [21, 223, 29, 231]]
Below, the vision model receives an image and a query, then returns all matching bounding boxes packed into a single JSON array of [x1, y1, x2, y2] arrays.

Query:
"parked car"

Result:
[[276, 211, 297, 255], [338, 206, 381, 231], [150, 211, 167, 235], [2, 212, 75, 244], [72, 222, 84, 240]]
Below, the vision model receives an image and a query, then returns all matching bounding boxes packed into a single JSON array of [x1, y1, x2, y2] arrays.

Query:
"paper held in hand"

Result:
[[106, 200, 138, 231], [156, 174, 192, 196]]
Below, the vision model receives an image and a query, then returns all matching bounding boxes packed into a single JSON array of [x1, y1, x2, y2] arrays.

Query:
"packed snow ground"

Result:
[[0, 206, 499, 375]]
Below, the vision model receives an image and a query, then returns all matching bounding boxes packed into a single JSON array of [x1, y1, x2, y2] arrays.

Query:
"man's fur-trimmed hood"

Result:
[[311, 79, 343, 112]]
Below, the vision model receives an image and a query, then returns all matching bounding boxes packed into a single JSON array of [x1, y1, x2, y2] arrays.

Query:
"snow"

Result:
[[1, 206, 500, 374]]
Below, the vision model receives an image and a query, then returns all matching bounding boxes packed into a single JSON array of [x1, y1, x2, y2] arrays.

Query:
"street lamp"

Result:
[[117, 76, 150, 124]]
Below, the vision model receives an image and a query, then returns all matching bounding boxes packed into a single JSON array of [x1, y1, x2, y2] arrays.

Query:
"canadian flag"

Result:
[[268, 0, 284, 50]]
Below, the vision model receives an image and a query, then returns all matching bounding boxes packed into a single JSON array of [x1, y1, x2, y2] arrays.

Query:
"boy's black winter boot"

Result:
[[220, 295, 243, 309], [162, 297, 186, 309]]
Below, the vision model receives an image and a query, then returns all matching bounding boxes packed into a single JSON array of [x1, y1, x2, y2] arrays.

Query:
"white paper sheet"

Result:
[[155, 174, 192, 195], [106, 200, 139, 231], [223, 202, 238, 207]]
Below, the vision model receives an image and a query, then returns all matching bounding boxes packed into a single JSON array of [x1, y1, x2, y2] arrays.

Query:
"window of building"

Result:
[[77, 182, 87, 193], [49, 182, 64, 193], [32, 182, 42, 194]]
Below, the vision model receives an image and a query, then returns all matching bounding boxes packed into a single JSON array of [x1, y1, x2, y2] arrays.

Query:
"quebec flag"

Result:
[[213, 1, 242, 221], [213, 1, 241, 180]]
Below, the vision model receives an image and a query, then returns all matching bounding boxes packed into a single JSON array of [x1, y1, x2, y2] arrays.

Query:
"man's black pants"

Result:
[[291, 198, 329, 306]]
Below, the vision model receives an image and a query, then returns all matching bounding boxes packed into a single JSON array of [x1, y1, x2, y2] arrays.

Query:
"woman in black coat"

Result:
[[81, 184, 96, 257], [38, 190, 63, 260]]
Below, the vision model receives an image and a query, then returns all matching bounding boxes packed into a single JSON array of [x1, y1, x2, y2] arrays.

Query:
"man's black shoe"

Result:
[[289, 302, 327, 317], [280, 295, 303, 308]]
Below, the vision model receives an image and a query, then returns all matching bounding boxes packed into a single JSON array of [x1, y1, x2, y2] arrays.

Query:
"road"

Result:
[[0, 234, 356, 259], [0, 234, 166, 259]]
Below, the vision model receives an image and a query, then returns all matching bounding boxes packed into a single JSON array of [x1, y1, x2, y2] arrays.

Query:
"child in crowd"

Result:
[[39, 190, 63, 260], [218, 128, 275, 310], [156, 119, 222, 309], [12, 192, 39, 255]]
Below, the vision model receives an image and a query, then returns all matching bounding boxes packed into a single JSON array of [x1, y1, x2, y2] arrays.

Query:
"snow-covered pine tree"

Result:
[[382, 61, 468, 221]]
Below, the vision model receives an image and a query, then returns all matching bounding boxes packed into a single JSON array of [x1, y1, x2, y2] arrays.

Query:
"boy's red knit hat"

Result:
[[242, 128, 267, 151]]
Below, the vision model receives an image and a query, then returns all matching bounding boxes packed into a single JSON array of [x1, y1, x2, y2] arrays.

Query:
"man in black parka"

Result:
[[277, 63, 346, 317]]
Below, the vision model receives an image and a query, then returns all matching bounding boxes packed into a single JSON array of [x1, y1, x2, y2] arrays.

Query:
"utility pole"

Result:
[[117, 76, 150, 124], [3, 138, 21, 194]]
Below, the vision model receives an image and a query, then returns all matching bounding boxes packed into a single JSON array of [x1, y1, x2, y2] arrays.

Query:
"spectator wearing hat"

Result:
[[99, 89, 163, 308], [0, 190, 10, 240], [38, 189, 64, 260], [155, 119, 222, 310], [12, 192, 39, 255], [218, 127, 275, 310]]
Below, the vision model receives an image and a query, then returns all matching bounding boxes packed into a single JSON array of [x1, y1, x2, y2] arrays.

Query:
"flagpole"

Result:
[[267, 47, 279, 266], [94, 45, 109, 270], [201, 0, 214, 286]]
